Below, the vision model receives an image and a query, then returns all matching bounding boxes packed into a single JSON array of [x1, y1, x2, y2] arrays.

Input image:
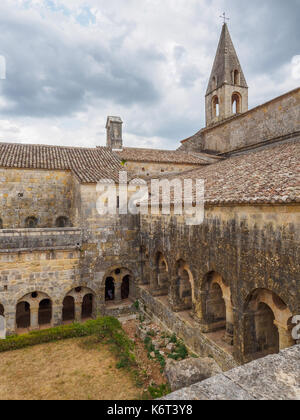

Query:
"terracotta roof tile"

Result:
[[157, 139, 300, 205], [0, 143, 122, 183], [115, 147, 218, 165]]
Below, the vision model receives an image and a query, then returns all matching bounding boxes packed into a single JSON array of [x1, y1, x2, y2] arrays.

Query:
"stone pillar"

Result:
[[149, 266, 158, 293], [274, 321, 295, 350], [30, 306, 39, 331], [5, 308, 16, 336], [194, 290, 205, 323], [224, 297, 234, 345], [114, 283, 122, 303], [168, 275, 179, 310], [0, 315, 6, 339], [75, 299, 83, 322], [52, 304, 63, 327], [232, 307, 245, 365]]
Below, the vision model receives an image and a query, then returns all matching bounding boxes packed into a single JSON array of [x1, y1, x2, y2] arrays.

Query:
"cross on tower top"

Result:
[[219, 12, 230, 24]]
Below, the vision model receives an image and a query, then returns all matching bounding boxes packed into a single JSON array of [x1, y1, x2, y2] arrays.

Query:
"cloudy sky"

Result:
[[0, 0, 299, 149]]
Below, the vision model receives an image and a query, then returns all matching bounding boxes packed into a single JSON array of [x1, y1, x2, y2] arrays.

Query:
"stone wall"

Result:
[[74, 183, 141, 312], [0, 168, 74, 229], [138, 285, 238, 371], [124, 161, 201, 177], [0, 248, 81, 334], [161, 345, 300, 400], [0, 228, 82, 251], [0, 177, 142, 334], [139, 203, 300, 364], [180, 87, 300, 154]]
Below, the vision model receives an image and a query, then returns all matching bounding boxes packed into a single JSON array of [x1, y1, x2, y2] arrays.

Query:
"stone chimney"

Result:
[[106, 116, 123, 150]]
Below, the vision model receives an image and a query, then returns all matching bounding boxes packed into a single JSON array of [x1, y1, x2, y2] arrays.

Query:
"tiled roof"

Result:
[[115, 147, 218, 165], [157, 139, 300, 205], [0, 143, 123, 183]]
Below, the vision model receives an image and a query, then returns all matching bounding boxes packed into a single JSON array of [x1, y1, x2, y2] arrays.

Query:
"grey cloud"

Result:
[[0, 0, 298, 147], [224, 0, 300, 74], [0, 6, 162, 118]]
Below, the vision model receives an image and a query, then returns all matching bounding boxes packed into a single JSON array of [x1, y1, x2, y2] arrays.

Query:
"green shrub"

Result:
[[154, 350, 166, 368], [144, 336, 155, 354], [147, 384, 171, 399], [169, 333, 177, 344], [133, 300, 140, 310], [168, 341, 188, 361], [0, 317, 128, 355]]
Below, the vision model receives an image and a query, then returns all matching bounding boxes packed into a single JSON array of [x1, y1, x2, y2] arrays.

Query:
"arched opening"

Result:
[[38, 299, 52, 326], [206, 283, 226, 324], [16, 301, 30, 329], [62, 296, 75, 322], [25, 216, 38, 228], [56, 216, 70, 228], [155, 252, 169, 293], [82, 294, 94, 319], [244, 302, 279, 357], [179, 270, 192, 306], [200, 272, 233, 338], [243, 289, 295, 361], [0, 304, 4, 317], [232, 93, 241, 114], [212, 96, 219, 118], [233, 70, 239, 85], [174, 260, 193, 311], [121, 275, 130, 300], [105, 277, 115, 301]]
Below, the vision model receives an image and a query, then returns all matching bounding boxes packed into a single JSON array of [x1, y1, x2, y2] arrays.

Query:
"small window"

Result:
[[56, 216, 70, 228], [232, 93, 241, 114], [233, 70, 239, 85], [212, 96, 219, 118], [25, 217, 38, 228], [0, 219, 3, 229]]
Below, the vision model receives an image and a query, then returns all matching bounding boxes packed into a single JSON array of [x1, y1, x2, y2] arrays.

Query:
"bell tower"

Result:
[[205, 23, 248, 127]]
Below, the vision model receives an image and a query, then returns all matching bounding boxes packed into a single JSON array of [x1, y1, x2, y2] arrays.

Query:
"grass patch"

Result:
[[0, 317, 134, 368], [144, 384, 171, 399], [0, 337, 141, 400]]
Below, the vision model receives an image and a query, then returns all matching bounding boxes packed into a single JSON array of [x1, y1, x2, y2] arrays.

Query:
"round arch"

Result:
[[232, 92, 242, 114], [153, 251, 169, 294], [212, 95, 219, 118], [173, 259, 194, 311], [102, 267, 135, 303], [243, 288, 295, 360]]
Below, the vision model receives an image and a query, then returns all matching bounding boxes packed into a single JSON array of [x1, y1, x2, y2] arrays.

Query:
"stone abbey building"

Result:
[[0, 23, 299, 369]]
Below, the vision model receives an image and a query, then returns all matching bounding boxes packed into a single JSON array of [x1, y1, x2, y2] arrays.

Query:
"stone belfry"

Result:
[[205, 23, 248, 127]]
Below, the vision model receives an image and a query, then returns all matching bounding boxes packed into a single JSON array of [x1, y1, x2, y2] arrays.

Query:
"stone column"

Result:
[[5, 307, 16, 336], [149, 267, 158, 293], [74, 299, 83, 322], [52, 304, 63, 327], [274, 321, 295, 350], [224, 297, 234, 345], [114, 283, 122, 303], [30, 306, 39, 331]]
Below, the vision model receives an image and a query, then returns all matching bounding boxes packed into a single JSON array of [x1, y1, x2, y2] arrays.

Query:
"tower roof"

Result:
[[206, 23, 248, 95]]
